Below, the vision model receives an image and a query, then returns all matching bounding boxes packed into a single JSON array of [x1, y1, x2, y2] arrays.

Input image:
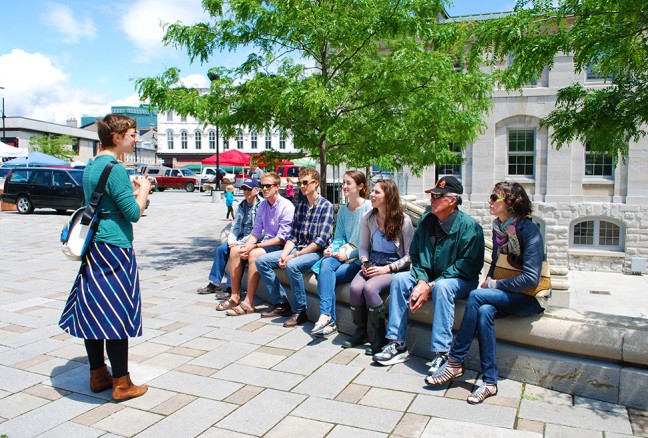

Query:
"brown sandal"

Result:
[[216, 298, 239, 311], [226, 302, 256, 316], [467, 383, 498, 404], [424, 359, 464, 386]]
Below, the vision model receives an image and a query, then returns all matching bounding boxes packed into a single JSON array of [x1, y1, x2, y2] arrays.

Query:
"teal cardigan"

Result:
[[83, 155, 142, 248]]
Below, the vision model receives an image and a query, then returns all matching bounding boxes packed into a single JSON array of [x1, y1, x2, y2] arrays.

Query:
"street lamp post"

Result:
[[207, 72, 221, 191], [0, 86, 6, 140]]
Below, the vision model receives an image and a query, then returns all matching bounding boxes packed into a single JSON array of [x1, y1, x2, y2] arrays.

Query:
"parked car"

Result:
[[1, 167, 85, 214], [155, 168, 198, 192], [0, 167, 10, 187]]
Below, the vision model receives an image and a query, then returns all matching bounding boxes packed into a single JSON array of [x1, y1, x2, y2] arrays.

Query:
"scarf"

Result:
[[493, 216, 521, 256]]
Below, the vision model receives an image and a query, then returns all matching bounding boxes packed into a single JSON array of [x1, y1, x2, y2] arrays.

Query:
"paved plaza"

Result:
[[0, 190, 646, 437]]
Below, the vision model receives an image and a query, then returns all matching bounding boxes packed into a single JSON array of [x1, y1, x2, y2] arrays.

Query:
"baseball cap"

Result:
[[425, 176, 463, 195], [241, 178, 259, 190]]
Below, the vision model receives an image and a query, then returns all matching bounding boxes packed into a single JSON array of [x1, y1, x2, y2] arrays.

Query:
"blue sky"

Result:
[[0, 1, 515, 125]]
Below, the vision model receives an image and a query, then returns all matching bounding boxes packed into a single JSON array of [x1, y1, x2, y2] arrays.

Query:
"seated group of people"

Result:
[[197, 170, 548, 405]]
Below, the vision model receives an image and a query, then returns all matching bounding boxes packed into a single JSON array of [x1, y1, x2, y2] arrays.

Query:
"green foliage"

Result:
[[137, 0, 495, 192], [470, 0, 648, 161], [30, 134, 77, 161]]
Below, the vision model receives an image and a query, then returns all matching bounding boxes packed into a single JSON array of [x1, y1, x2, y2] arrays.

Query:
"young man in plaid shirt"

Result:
[[257, 167, 334, 327]]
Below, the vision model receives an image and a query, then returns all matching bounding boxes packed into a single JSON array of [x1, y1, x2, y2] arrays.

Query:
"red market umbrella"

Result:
[[201, 149, 251, 166]]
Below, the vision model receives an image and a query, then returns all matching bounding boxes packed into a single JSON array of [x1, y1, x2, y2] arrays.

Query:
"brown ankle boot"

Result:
[[89, 365, 112, 392], [112, 373, 148, 401]]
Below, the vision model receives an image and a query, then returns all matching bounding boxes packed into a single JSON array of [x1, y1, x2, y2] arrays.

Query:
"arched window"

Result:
[[571, 218, 624, 251], [265, 131, 272, 149], [166, 130, 174, 150], [166, 110, 173, 122], [208, 131, 216, 149], [279, 132, 286, 150], [181, 130, 188, 149], [251, 129, 258, 149], [195, 130, 202, 150], [237, 130, 243, 149]]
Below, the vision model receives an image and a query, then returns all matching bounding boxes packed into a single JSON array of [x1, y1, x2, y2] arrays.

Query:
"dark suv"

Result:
[[1, 167, 85, 214]]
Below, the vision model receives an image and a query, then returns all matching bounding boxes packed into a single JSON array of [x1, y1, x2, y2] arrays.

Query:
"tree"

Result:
[[137, 0, 494, 197], [30, 134, 77, 161], [469, 0, 648, 161]]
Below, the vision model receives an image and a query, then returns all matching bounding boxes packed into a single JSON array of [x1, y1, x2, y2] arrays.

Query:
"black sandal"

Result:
[[424, 358, 464, 386], [467, 383, 498, 404]]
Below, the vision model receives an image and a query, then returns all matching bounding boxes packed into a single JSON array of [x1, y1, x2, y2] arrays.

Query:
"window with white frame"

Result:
[[508, 129, 535, 176], [586, 64, 612, 83], [237, 130, 243, 149], [279, 132, 286, 150], [572, 218, 623, 250], [195, 130, 202, 149], [265, 131, 272, 149], [584, 143, 614, 177], [223, 135, 229, 150], [166, 130, 174, 149], [180, 114, 187, 122], [166, 111, 173, 122], [181, 130, 188, 149], [436, 143, 462, 179], [208, 131, 216, 149], [251, 129, 257, 149]]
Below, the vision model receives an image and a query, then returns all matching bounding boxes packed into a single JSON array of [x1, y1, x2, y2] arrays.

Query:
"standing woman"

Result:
[[425, 181, 546, 404], [349, 179, 414, 355], [311, 170, 372, 337], [59, 114, 151, 401]]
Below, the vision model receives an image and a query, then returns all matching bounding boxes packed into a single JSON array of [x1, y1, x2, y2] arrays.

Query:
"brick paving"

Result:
[[0, 190, 645, 437]]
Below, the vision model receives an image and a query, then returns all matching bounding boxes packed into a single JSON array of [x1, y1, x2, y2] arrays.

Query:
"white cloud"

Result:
[[122, 0, 210, 62], [0, 49, 113, 125], [41, 2, 97, 44]]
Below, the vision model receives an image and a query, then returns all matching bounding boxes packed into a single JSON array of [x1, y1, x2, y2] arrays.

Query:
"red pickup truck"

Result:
[[144, 167, 198, 192]]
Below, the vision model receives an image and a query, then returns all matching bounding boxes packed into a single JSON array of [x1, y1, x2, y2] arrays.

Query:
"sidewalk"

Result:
[[0, 191, 646, 437]]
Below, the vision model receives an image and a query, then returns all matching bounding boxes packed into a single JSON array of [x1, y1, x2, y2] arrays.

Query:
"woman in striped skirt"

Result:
[[59, 114, 151, 401]]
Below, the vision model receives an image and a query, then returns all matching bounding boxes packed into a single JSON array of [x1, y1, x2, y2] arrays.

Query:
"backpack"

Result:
[[60, 162, 115, 261]]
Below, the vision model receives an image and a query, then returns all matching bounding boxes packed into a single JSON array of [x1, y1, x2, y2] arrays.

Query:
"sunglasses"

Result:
[[490, 193, 505, 203], [242, 187, 253, 192], [299, 180, 316, 187], [260, 183, 276, 189], [430, 193, 457, 200]]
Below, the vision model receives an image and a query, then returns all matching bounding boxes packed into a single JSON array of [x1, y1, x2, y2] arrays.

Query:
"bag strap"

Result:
[[81, 161, 117, 225]]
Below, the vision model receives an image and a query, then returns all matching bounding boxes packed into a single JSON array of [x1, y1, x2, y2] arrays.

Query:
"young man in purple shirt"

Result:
[[257, 168, 334, 327], [217, 172, 295, 315]]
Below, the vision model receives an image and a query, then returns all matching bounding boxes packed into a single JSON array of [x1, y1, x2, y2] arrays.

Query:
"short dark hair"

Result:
[[494, 181, 533, 218], [98, 114, 136, 147]]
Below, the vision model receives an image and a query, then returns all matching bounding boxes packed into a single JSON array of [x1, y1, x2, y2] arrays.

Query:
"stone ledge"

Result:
[[258, 269, 648, 410]]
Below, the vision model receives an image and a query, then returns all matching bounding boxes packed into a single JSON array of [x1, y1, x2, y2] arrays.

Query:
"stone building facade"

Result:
[[405, 51, 648, 274]]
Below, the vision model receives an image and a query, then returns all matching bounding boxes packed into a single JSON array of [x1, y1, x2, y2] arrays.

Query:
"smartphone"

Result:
[[362, 260, 373, 268]]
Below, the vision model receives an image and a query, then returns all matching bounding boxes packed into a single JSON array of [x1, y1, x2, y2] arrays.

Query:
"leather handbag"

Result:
[[493, 253, 552, 297], [338, 242, 358, 263]]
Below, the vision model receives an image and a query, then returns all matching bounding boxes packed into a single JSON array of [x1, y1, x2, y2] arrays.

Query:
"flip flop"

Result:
[[226, 302, 256, 316], [216, 298, 239, 311]]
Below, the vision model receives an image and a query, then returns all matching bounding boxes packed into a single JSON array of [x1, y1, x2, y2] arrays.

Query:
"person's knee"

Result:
[[432, 279, 457, 302]]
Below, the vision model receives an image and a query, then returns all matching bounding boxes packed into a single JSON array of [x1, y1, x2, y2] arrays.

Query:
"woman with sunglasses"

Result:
[[349, 179, 414, 355], [311, 170, 372, 338], [425, 181, 546, 404]]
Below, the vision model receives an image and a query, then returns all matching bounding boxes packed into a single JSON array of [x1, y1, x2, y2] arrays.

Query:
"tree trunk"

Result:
[[319, 134, 328, 201]]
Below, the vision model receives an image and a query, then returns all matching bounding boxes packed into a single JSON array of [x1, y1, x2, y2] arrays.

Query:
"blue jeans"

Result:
[[387, 272, 477, 352], [256, 249, 322, 313], [208, 242, 231, 287], [316, 257, 361, 322], [450, 288, 544, 384]]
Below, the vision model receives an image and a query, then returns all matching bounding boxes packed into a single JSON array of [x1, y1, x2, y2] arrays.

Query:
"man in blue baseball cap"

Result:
[[197, 178, 261, 298]]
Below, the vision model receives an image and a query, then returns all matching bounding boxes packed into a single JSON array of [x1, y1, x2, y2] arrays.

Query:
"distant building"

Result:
[[1, 116, 99, 163], [156, 97, 297, 167]]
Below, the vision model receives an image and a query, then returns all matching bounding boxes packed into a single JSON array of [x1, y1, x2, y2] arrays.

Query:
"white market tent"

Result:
[[0, 141, 28, 159]]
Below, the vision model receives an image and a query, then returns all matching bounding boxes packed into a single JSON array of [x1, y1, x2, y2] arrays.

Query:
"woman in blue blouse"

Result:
[[311, 170, 371, 337]]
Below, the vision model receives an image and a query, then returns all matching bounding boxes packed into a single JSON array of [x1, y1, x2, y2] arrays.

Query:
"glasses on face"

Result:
[[260, 183, 276, 189], [490, 193, 505, 203], [299, 180, 316, 187], [242, 187, 253, 192], [430, 193, 456, 200]]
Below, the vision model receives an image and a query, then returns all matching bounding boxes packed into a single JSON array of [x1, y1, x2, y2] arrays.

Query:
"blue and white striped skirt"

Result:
[[59, 242, 143, 339]]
